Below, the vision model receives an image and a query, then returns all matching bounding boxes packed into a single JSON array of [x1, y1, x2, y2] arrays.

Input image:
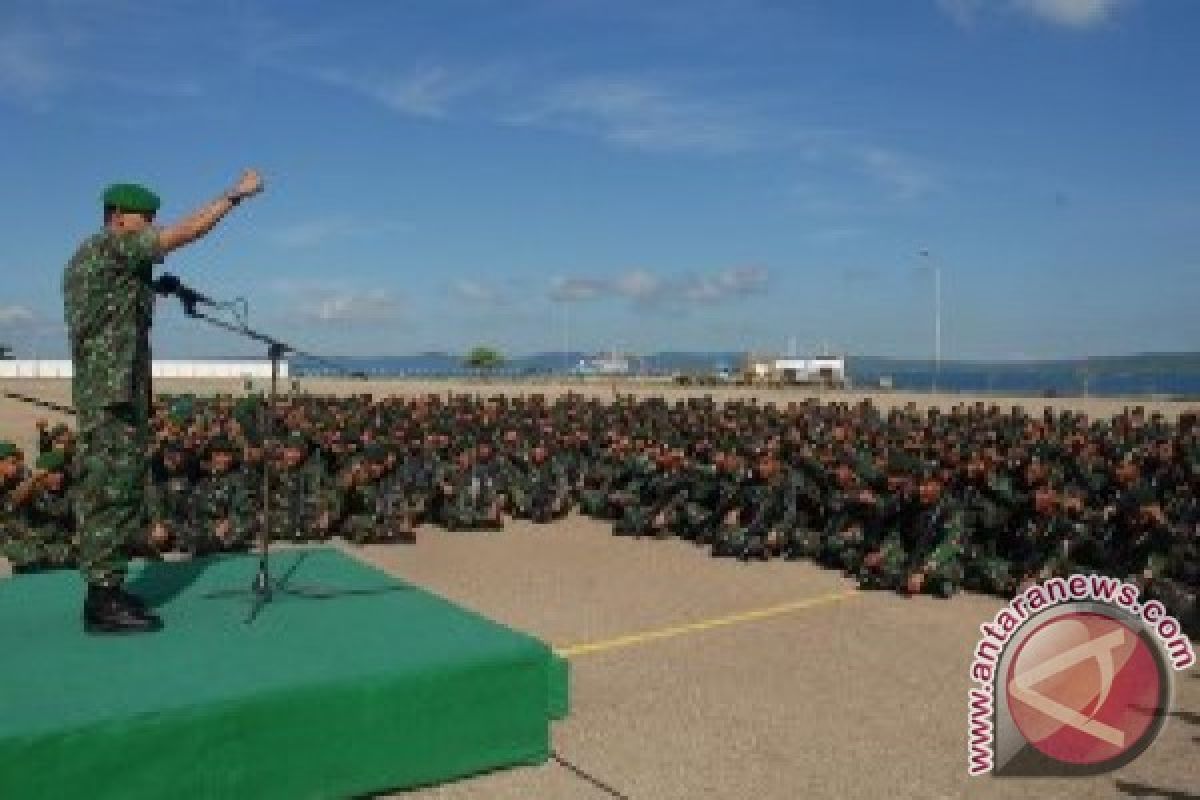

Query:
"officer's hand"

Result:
[[232, 169, 264, 200], [150, 522, 171, 548], [1140, 504, 1166, 526]]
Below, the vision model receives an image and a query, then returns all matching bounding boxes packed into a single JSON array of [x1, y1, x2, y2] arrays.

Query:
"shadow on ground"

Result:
[[1113, 781, 1200, 800], [126, 556, 210, 607]]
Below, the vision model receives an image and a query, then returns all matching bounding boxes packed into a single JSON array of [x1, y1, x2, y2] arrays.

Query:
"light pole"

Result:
[[919, 249, 941, 393], [562, 303, 570, 376]]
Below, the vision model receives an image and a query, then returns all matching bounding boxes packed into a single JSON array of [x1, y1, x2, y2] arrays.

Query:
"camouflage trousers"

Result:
[[75, 404, 148, 587], [1, 521, 75, 571]]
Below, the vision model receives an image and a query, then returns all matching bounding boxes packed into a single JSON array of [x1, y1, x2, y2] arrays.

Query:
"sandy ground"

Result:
[[1, 380, 1197, 799]]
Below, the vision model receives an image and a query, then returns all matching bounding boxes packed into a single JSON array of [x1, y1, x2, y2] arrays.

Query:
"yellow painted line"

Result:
[[554, 589, 858, 659]]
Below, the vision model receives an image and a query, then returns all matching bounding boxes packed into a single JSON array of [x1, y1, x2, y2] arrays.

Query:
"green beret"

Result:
[[235, 397, 260, 417], [1127, 484, 1158, 506], [846, 451, 879, 484], [169, 397, 195, 424], [887, 452, 918, 475], [36, 450, 66, 472], [102, 183, 160, 213], [0, 441, 18, 459]]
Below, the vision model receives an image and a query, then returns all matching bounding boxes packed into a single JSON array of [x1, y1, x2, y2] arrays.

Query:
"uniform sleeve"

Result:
[[115, 228, 165, 267]]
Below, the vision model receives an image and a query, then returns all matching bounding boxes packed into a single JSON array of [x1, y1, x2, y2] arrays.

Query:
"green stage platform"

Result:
[[0, 548, 569, 799]]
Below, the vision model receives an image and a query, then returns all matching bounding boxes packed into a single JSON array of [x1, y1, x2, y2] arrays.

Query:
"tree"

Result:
[[0, 344, 11, 360], [464, 346, 505, 378]]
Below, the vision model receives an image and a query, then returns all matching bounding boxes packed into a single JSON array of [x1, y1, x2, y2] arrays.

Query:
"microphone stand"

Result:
[[154, 274, 391, 624]]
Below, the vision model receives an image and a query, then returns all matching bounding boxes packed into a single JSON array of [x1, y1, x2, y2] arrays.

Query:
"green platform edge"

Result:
[[0, 548, 570, 800]]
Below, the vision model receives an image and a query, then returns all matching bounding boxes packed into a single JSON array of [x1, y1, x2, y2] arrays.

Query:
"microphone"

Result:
[[152, 274, 218, 316]]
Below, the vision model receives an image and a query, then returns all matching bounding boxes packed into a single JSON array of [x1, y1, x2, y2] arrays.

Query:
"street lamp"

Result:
[[919, 249, 941, 393], [562, 303, 569, 375]]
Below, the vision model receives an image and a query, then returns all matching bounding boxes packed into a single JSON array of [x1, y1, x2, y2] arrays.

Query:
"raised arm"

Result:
[[157, 169, 265, 254]]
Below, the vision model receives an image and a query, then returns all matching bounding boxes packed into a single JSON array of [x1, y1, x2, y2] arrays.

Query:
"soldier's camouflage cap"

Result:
[[36, 450, 66, 472], [102, 183, 160, 213], [0, 441, 19, 459]]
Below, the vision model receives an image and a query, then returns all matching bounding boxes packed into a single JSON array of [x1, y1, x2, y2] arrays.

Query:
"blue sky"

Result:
[[1, 0, 1197, 360]]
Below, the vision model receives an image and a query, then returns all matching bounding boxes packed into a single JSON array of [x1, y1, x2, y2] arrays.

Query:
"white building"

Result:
[[0, 359, 288, 379], [772, 356, 846, 386], [574, 352, 631, 375]]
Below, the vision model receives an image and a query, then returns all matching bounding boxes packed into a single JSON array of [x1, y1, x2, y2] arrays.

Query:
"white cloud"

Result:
[[270, 218, 359, 249], [371, 66, 485, 118], [855, 146, 935, 201], [936, 0, 987, 27], [938, 0, 1128, 29], [0, 30, 62, 106], [272, 280, 403, 324], [0, 19, 205, 111], [809, 226, 865, 244], [0, 304, 36, 326], [1016, 0, 1126, 28], [451, 279, 504, 305], [512, 77, 755, 154], [549, 266, 767, 306], [613, 270, 665, 303], [300, 288, 401, 323], [307, 62, 509, 119], [680, 265, 768, 303], [269, 216, 409, 248], [549, 277, 608, 303]]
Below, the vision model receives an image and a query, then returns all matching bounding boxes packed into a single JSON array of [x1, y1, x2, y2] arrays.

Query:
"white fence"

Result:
[[0, 360, 288, 379]]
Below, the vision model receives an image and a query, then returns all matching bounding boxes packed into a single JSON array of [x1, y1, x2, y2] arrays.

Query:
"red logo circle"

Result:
[[1005, 611, 1164, 766]]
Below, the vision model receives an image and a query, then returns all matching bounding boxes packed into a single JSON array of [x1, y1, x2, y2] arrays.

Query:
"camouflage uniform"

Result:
[[192, 450, 255, 554], [2, 451, 77, 571], [146, 447, 197, 553], [63, 226, 161, 587]]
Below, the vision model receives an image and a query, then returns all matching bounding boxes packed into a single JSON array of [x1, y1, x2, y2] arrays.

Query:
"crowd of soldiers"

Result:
[[1, 391, 1196, 632]]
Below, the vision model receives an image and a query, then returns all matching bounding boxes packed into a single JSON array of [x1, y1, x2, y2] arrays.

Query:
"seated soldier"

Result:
[[439, 447, 504, 532], [4, 449, 77, 572], [192, 437, 254, 555]]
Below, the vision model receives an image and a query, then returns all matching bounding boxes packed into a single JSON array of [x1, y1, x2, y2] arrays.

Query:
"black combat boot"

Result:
[[84, 584, 163, 634]]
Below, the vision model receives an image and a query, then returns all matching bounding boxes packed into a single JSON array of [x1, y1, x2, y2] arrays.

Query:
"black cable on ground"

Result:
[[1, 391, 76, 416], [551, 751, 633, 800]]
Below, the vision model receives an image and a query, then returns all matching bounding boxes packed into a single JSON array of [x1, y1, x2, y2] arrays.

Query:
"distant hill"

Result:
[[847, 352, 1200, 378], [292, 351, 1200, 379]]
